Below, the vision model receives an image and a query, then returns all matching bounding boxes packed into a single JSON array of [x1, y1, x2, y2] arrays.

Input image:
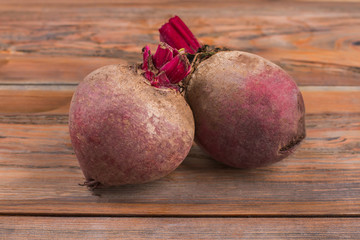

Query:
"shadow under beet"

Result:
[[89, 145, 289, 204]]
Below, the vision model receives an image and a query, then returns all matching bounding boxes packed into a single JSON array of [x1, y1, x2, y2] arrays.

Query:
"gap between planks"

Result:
[[1, 212, 360, 218]]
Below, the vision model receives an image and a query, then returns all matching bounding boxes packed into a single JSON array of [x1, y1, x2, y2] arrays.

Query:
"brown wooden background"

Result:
[[1, 0, 360, 239]]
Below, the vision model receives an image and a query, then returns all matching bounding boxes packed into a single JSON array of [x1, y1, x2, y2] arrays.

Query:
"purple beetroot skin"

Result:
[[69, 64, 194, 186], [159, 16, 306, 168], [186, 51, 306, 168]]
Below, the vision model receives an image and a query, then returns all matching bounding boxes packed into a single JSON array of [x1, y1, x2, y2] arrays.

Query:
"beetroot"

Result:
[[69, 64, 194, 187], [186, 51, 305, 168], [159, 16, 306, 168]]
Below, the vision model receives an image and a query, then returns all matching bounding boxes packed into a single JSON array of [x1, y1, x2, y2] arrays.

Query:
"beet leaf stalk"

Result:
[[159, 16, 201, 54]]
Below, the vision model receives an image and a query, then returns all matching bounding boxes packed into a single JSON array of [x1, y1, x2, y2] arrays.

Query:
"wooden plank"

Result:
[[301, 87, 360, 114], [0, 56, 125, 84], [0, 0, 360, 85], [0, 109, 359, 216], [0, 88, 73, 114], [0, 87, 358, 115], [1, 217, 360, 240]]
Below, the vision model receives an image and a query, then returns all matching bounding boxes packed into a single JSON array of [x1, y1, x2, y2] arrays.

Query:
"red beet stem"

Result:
[[159, 54, 190, 84], [150, 72, 178, 90], [144, 71, 155, 83], [142, 46, 151, 71], [157, 72, 172, 86], [142, 45, 156, 84], [152, 42, 174, 69], [159, 16, 201, 54]]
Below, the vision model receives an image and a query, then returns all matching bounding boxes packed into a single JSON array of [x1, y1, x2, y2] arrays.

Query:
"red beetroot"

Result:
[[159, 16, 306, 168], [186, 51, 305, 168], [69, 64, 194, 187]]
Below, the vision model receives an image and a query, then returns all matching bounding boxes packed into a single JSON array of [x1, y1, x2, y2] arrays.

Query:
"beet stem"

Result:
[[159, 16, 201, 54], [152, 42, 174, 69], [142, 46, 151, 71], [160, 54, 190, 84]]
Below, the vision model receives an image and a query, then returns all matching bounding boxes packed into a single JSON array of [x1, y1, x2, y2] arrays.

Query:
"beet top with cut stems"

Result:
[[157, 15, 306, 168], [141, 42, 191, 89]]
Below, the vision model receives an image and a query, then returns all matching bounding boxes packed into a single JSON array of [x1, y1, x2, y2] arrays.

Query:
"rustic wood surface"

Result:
[[2, 217, 360, 240], [0, 0, 360, 239]]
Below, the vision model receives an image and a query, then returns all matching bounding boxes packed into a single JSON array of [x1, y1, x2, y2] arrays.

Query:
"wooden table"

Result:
[[1, 0, 360, 239]]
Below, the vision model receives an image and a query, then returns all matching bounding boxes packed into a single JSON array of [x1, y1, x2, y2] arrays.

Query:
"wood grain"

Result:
[[1, 217, 360, 240], [1, 0, 360, 85], [0, 88, 72, 114], [0, 106, 359, 216], [0, 55, 123, 84], [0, 87, 358, 115]]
